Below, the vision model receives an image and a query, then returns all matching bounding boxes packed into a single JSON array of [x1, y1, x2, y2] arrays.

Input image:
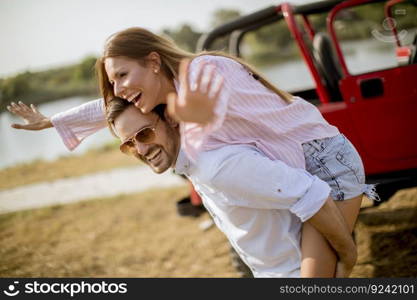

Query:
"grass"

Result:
[[0, 186, 239, 277], [0, 143, 139, 190]]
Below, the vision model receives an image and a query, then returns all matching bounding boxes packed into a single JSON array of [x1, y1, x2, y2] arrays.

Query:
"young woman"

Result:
[[8, 27, 379, 277]]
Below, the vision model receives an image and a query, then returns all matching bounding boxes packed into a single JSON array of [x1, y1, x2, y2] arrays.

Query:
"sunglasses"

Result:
[[119, 117, 159, 155]]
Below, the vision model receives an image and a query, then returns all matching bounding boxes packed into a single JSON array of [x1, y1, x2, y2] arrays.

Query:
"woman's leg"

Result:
[[300, 194, 363, 277]]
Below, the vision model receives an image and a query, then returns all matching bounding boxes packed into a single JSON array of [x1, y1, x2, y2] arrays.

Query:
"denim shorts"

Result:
[[301, 133, 380, 201]]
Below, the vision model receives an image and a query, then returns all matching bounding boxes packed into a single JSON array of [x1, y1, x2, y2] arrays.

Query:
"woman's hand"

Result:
[[7, 101, 52, 130], [167, 58, 224, 124]]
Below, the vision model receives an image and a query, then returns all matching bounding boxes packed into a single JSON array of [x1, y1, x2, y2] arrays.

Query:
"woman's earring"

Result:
[[154, 69, 158, 74]]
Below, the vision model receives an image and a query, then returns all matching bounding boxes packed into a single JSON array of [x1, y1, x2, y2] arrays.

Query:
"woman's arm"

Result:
[[8, 99, 107, 151], [167, 58, 225, 125]]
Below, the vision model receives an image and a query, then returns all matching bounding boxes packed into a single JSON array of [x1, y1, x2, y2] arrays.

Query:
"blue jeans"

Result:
[[302, 134, 380, 202]]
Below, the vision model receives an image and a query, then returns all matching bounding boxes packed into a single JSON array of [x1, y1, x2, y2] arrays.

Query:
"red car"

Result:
[[195, 0, 417, 206]]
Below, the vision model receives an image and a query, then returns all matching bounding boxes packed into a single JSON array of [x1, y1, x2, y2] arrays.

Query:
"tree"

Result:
[[211, 9, 241, 28], [73, 56, 97, 82], [162, 24, 202, 52], [209, 9, 242, 52], [1, 72, 32, 101]]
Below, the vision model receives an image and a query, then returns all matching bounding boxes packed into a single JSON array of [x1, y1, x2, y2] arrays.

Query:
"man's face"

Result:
[[114, 106, 180, 174]]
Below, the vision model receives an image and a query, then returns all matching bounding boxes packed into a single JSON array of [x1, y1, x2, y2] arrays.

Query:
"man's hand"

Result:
[[335, 260, 355, 278], [167, 58, 224, 124], [307, 196, 357, 278], [7, 101, 52, 130]]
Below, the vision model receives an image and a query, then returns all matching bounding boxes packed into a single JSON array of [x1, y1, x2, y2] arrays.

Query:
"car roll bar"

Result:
[[198, 0, 410, 104], [385, 0, 408, 47], [197, 0, 346, 52], [197, 6, 281, 52], [327, 0, 387, 77], [281, 3, 332, 103], [228, 14, 285, 57]]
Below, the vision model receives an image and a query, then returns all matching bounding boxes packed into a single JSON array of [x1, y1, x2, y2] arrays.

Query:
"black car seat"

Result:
[[312, 32, 343, 101]]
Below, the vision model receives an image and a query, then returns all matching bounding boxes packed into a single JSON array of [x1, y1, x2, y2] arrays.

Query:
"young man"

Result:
[[106, 98, 356, 278]]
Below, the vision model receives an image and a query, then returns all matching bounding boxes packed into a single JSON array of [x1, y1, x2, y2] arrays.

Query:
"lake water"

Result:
[[0, 38, 401, 169], [260, 38, 398, 91], [0, 97, 114, 169]]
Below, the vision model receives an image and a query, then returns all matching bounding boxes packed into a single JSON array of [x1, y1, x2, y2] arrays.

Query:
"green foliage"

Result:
[[211, 9, 241, 28], [73, 56, 97, 81], [0, 57, 99, 112], [1, 71, 32, 101], [163, 24, 202, 52], [162, 9, 243, 53]]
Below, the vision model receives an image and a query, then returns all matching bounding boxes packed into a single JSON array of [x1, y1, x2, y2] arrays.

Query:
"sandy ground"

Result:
[[0, 184, 416, 278], [0, 166, 186, 214], [0, 187, 239, 277], [353, 188, 417, 277]]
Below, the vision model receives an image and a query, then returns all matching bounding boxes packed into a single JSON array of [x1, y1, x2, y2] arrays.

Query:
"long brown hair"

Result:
[[96, 27, 293, 108]]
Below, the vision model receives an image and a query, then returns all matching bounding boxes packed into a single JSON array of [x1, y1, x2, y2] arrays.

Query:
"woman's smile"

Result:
[[128, 91, 142, 103], [128, 91, 143, 107]]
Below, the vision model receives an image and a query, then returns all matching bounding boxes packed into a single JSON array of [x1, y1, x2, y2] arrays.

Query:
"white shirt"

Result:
[[174, 144, 331, 278]]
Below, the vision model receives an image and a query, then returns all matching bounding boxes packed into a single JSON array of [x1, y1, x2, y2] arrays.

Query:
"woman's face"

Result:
[[104, 55, 164, 114]]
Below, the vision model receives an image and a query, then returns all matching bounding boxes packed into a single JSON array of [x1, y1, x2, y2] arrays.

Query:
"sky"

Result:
[[0, 0, 314, 78]]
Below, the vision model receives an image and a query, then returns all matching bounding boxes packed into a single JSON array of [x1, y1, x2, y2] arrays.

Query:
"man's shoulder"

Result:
[[193, 144, 260, 182], [198, 144, 259, 162]]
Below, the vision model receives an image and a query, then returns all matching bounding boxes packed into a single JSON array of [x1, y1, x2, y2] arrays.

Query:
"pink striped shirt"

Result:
[[51, 55, 339, 169], [181, 55, 339, 168], [51, 98, 107, 151]]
